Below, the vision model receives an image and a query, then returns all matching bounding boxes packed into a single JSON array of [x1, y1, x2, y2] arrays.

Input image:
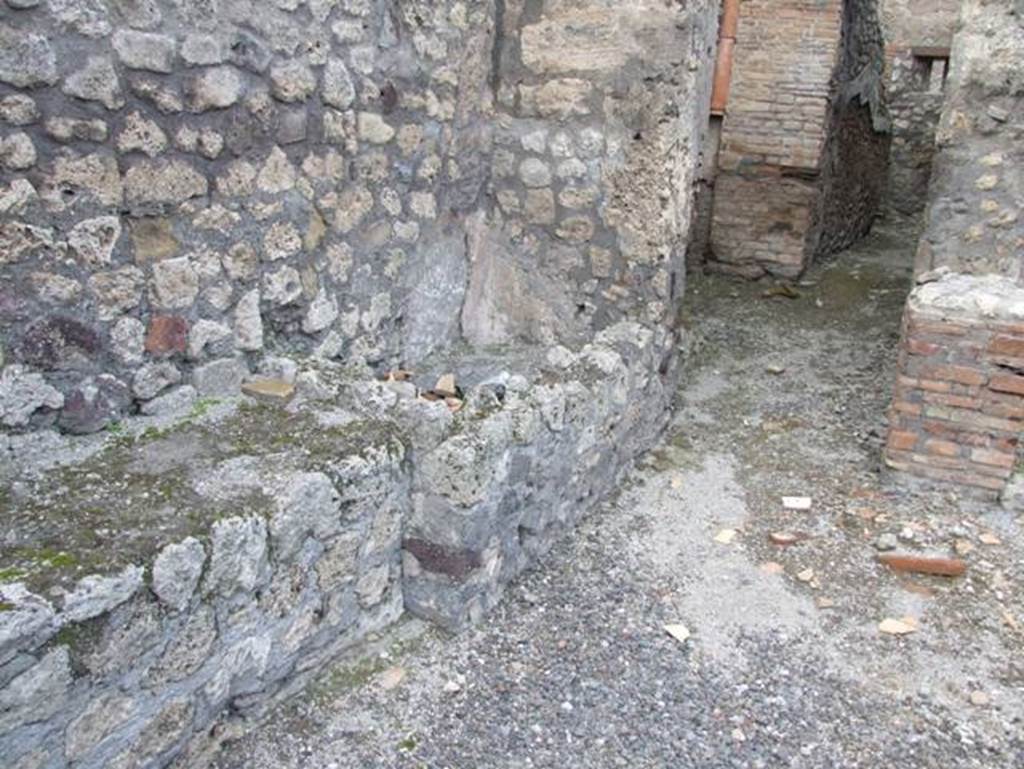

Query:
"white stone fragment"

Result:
[[62, 566, 144, 623]]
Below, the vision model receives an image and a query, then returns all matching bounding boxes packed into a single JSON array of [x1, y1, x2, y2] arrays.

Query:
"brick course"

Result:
[[706, 0, 889, 278], [885, 285, 1024, 497]]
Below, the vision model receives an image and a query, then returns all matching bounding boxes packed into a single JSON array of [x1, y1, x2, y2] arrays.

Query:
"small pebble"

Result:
[[969, 691, 990, 707], [875, 533, 898, 551]]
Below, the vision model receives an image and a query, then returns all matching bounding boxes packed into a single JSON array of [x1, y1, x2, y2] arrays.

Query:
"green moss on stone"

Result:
[[2, 399, 405, 598], [0, 567, 26, 582]]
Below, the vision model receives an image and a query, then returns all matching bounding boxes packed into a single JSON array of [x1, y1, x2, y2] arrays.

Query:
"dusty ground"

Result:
[[211, 224, 1023, 769]]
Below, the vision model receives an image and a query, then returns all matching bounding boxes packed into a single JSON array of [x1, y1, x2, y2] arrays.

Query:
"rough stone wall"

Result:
[[811, 0, 891, 258], [462, 0, 718, 345], [0, 317, 680, 769], [913, 0, 1024, 281], [0, 0, 718, 439], [0, 0, 496, 436], [0, 1, 723, 766], [878, 0, 960, 216], [1, 389, 411, 769], [706, 0, 890, 278]]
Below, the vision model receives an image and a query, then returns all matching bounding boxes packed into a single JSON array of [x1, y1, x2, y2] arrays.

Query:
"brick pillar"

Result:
[[885, 276, 1024, 497]]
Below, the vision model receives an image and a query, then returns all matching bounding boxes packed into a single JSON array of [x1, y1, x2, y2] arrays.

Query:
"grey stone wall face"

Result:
[[0, 389, 410, 769], [914, 0, 1024, 280], [878, 0, 960, 216], [0, 322, 681, 769], [462, 0, 718, 347], [0, 0, 717, 440], [0, 0, 721, 766], [883, 65, 945, 217], [0, 0, 496, 436]]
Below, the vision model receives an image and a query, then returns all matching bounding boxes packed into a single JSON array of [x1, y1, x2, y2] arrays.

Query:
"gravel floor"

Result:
[[211, 224, 1024, 769]]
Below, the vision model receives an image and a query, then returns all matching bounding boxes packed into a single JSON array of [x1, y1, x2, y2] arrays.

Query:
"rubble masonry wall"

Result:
[[0, 1, 721, 767], [878, 0, 960, 217]]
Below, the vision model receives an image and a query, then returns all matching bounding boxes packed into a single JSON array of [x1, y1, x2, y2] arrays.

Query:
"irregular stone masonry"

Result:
[[886, 273, 1024, 496], [0, 320, 676, 768], [0, 1, 723, 764], [0, 0, 718, 441], [912, 0, 1024, 280], [0, 0, 503, 436], [878, 0, 959, 217]]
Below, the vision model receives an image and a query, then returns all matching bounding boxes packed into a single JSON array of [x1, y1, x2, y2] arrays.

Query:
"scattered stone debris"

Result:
[[782, 496, 812, 511], [762, 284, 801, 300], [420, 372, 464, 412], [378, 667, 407, 691], [769, 531, 809, 546], [968, 691, 990, 707], [664, 624, 691, 645], [241, 378, 296, 404], [874, 533, 899, 551], [714, 528, 738, 544], [878, 617, 918, 636], [433, 373, 458, 398]]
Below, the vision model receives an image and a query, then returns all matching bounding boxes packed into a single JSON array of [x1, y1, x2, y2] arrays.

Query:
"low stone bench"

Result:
[[1, 391, 409, 769], [1, 320, 677, 768]]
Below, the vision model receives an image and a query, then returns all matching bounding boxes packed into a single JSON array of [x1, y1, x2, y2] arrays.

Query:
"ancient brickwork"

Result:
[[707, 0, 842, 278], [914, 0, 1024, 280], [716, 0, 841, 173], [707, 0, 890, 278], [878, 0, 960, 216], [886, 274, 1024, 496]]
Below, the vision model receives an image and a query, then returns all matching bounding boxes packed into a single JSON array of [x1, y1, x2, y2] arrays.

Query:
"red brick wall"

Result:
[[708, 0, 844, 278], [886, 304, 1024, 495], [717, 0, 843, 172]]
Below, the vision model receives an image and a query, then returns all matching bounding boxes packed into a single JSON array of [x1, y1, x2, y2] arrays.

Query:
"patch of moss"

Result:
[[190, 397, 221, 420], [51, 617, 105, 656], [41, 550, 78, 569], [2, 399, 404, 598], [310, 656, 388, 705], [0, 602, 15, 612], [0, 567, 26, 582], [398, 735, 418, 751]]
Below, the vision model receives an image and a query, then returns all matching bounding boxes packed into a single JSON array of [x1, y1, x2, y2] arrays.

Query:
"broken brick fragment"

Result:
[[768, 531, 809, 546], [877, 552, 966, 577], [145, 316, 188, 357]]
